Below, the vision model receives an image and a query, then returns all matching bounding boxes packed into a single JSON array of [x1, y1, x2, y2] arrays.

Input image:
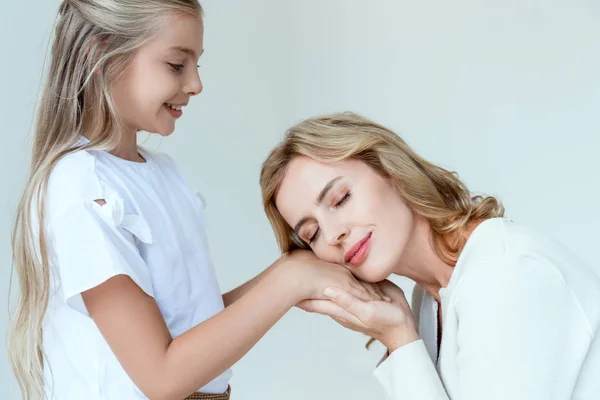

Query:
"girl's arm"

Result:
[[221, 261, 278, 307], [82, 251, 379, 400]]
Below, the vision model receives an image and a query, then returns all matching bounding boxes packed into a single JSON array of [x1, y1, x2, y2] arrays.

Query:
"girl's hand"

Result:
[[277, 250, 387, 303], [300, 280, 420, 352]]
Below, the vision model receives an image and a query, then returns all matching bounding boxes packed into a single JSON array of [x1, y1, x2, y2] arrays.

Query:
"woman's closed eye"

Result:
[[333, 191, 351, 209], [308, 227, 320, 244], [306, 192, 351, 244]]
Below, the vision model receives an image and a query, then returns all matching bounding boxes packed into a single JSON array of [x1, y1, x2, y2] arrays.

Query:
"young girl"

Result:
[[8, 2, 384, 399]]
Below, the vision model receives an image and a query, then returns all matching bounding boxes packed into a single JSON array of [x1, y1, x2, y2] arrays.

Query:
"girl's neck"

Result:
[[111, 129, 145, 162]]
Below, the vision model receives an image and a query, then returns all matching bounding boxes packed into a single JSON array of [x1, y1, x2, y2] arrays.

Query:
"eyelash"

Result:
[[168, 63, 201, 73], [333, 192, 351, 209], [168, 63, 185, 72], [307, 191, 351, 244]]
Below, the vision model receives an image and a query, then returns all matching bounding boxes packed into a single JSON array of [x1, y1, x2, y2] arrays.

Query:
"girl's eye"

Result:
[[168, 63, 185, 72], [333, 192, 351, 208], [308, 228, 320, 244]]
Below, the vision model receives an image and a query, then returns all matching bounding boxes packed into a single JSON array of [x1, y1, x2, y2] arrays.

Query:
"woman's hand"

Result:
[[277, 250, 387, 303], [300, 280, 420, 352]]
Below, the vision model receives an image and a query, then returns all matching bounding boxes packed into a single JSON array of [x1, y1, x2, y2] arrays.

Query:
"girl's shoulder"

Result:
[[46, 145, 204, 223], [47, 146, 179, 206], [46, 150, 104, 217], [138, 145, 176, 167], [138, 145, 188, 180], [138, 146, 205, 206]]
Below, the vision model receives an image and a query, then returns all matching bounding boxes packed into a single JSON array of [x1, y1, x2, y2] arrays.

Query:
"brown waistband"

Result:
[[185, 386, 231, 400]]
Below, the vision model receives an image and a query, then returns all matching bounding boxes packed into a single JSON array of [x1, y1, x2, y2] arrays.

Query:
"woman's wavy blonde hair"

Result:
[[260, 112, 504, 264], [8, 1, 202, 399]]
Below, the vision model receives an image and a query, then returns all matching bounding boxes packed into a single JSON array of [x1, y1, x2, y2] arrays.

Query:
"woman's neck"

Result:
[[393, 217, 480, 303]]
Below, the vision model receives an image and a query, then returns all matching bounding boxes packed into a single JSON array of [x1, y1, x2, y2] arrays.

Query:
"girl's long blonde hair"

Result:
[[8, 1, 202, 398], [260, 112, 504, 263]]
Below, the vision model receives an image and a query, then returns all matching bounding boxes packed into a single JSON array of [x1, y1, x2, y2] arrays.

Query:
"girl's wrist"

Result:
[[270, 259, 308, 305]]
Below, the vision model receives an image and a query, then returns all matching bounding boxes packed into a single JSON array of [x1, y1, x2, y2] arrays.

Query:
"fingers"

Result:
[[355, 280, 391, 303], [360, 282, 383, 301], [379, 279, 402, 294], [300, 299, 362, 324], [378, 280, 408, 304], [373, 282, 391, 302], [296, 299, 314, 312], [299, 299, 341, 316], [347, 283, 375, 303], [324, 287, 374, 325]]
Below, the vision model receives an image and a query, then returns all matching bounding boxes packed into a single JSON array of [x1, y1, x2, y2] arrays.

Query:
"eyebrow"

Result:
[[169, 46, 204, 60], [293, 176, 343, 234]]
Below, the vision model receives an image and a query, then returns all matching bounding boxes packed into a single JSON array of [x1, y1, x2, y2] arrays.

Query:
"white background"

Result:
[[1, 0, 599, 398]]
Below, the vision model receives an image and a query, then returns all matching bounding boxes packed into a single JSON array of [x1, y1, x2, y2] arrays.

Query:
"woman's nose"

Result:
[[326, 224, 350, 246]]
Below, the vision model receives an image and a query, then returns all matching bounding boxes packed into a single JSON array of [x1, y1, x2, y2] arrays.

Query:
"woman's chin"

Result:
[[356, 263, 394, 283]]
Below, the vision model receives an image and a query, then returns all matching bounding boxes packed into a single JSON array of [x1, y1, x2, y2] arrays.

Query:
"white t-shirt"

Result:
[[41, 143, 232, 399], [374, 218, 600, 399]]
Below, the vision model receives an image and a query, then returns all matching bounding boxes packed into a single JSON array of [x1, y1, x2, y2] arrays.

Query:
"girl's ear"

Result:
[[86, 35, 109, 73]]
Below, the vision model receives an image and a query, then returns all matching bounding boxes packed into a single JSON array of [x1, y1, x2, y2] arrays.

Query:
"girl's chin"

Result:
[[148, 124, 176, 137]]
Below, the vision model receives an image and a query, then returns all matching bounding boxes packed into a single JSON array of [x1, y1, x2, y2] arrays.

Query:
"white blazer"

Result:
[[373, 218, 600, 400]]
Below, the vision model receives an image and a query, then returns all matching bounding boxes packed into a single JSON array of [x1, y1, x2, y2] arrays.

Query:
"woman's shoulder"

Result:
[[458, 218, 594, 276], [453, 218, 600, 332]]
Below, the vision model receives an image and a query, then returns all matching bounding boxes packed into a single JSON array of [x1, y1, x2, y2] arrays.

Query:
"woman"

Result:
[[260, 112, 600, 399]]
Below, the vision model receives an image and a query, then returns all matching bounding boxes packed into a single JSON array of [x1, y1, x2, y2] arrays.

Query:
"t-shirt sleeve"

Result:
[[47, 193, 155, 316]]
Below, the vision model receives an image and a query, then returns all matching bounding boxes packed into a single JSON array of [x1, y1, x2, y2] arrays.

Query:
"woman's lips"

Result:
[[344, 233, 372, 266]]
